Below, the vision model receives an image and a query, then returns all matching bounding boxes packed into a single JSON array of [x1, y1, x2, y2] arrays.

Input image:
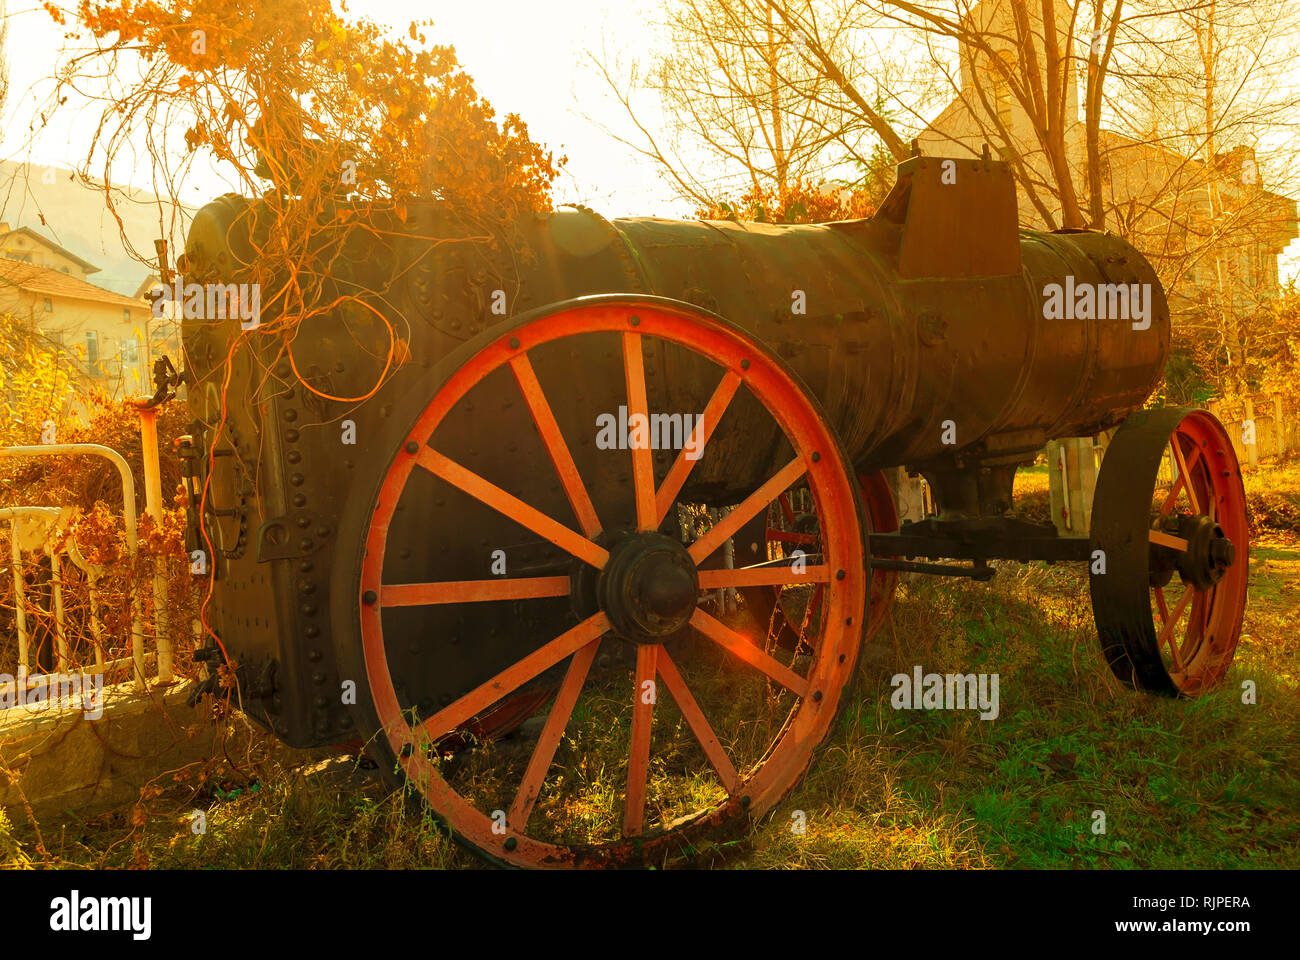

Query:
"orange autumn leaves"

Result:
[[27, 0, 567, 672], [697, 179, 878, 225], [47, 0, 562, 221], [42, 0, 565, 414]]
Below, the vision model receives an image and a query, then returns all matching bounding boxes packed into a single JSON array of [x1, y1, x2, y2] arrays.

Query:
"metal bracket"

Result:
[[141, 355, 183, 409]]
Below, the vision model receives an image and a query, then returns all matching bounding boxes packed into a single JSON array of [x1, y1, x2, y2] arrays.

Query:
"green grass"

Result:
[[737, 556, 1298, 869], [7, 546, 1293, 870], [4, 464, 1298, 870]]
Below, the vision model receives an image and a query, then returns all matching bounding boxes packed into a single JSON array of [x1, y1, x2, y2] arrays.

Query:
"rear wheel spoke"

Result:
[[1149, 529, 1188, 552], [1170, 437, 1202, 515], [1179, 592, 1208, 661], [1158, 585, 1194, 671], [765, 529, 817, 546], [1160, 442, 1203, 516], [1158, 474, 1187, 516]]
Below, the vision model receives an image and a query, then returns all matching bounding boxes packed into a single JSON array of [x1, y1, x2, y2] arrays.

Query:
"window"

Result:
[[122, 308, 131, 322], [121, 338, 139, 365], [85, 330, 99, 368], [42, 298, 52, 312]]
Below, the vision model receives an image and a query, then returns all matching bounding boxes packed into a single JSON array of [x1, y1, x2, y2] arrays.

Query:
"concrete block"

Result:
[[0, 679, 217, 822]]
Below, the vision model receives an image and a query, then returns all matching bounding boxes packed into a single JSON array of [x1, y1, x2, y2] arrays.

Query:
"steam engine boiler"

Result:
[[175, 155, 1246, 867]]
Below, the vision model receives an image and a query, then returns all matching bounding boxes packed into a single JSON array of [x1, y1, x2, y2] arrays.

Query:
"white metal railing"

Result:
[[0, 438, 172, 695]]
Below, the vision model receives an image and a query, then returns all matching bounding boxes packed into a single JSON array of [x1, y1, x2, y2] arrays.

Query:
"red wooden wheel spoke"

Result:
[[690, 608, 810, 696], [798, 583, 825, 639], [697, 565, 831, 589], [1158, 585, 1194, 671], [1158, 444, 1202, 516], [1149, 529, 1189, 552], [655, 648, 740, 795], [419, 612, 610, 741], [415, 447, 608, 569], [1170, 437, 1201, 515], [765, 529, 818, 545], [1154, 586, 1169, 623], [778, 493, 796, 526], [508, 640, 600, 832], [623, 332, 658, 532], [1181, 593, 1208, 658], [689, 457, 808, 565], [382, 576, 570, 607], [654, 369, 742, 524], [1158, 476, 1186, 516], [509, 353, 603, 539], [623, 645, 657, 837]]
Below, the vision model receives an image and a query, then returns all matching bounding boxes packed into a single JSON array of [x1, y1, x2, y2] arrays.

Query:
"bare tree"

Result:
[[0, 0, 9, 132], [768, 0, 1300, 399], [592, 0, 910, 212], [599, 0, 1300, 380], [1094, 0, 1300, 397]]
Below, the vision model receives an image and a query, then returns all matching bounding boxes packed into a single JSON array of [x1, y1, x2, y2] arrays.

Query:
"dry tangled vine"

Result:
[[27, 0, 566, 665]]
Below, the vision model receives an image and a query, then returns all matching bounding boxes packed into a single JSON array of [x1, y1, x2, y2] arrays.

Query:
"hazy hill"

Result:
[[0, 160, 195, 296]]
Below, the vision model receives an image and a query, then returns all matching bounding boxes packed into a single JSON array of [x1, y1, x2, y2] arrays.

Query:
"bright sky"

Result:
[[2, 0, 1298, 278], [1, 0, 686, 216]]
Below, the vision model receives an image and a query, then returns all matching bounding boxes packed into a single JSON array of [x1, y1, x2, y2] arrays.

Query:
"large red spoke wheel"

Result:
[[1090, 408, 1248, 696], [335, 296, 869, 867]]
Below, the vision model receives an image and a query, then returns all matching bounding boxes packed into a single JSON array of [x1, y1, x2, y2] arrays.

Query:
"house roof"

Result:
[[0, 226, 101, 274], [133, 273, 162, 299], [0, 259, 149, 310]]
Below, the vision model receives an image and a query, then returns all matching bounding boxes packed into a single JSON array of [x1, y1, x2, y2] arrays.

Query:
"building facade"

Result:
[[915, 0, 1298, 312], [0, 224, 158, 398]]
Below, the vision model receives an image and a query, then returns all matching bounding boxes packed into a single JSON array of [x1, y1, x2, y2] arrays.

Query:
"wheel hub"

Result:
[[595, 532, 699, 644], [1175, 514, 1236, 591]]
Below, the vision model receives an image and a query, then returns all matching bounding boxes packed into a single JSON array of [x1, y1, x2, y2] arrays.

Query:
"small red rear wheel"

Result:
[[1090, 408, 1248, 696]]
